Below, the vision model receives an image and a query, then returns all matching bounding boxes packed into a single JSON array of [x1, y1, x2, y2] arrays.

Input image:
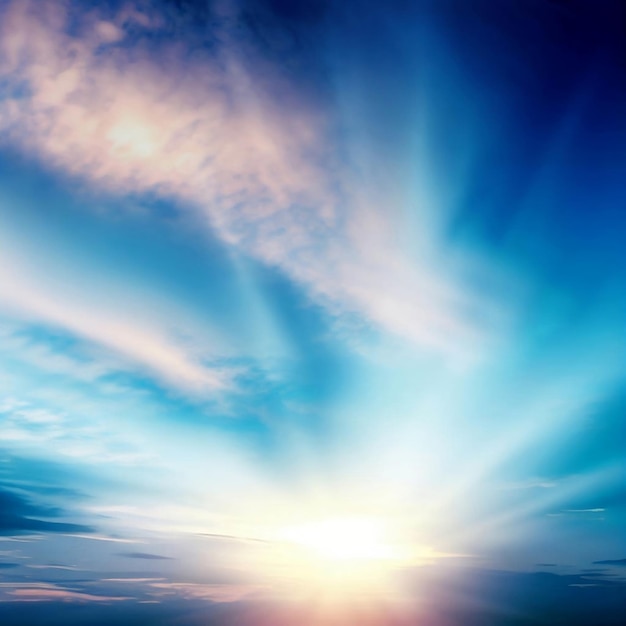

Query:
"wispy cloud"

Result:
[[26, 564, 79, 571], [148, 581, 258, 603], [1, 583, 131, 603], [0, 256, 232, 396], [0, 485, 94, 536], [500, 478, 558, 490], [118, 552, 173, 561], [61, 534, 142, 544], [0, 393, 147, 465], [0, 0, 497, 362]]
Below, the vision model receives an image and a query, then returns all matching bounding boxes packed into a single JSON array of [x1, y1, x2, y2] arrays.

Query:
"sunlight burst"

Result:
[[281, 517, 399, 562], [273, 516, 411, 597]]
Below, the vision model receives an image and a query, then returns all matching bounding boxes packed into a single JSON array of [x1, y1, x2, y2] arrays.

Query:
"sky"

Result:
[[0, 0, 625, 624]]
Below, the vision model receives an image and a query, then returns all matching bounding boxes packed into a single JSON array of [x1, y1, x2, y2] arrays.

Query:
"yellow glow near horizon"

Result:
[[272, 516, 412, 597], [281, 517, 399, 562]]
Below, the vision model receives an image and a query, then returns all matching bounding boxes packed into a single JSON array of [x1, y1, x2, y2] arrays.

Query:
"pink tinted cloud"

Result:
[[149, 581, 259, 603], [0, 248, 231, 395], [0, 0, 495, 359], [1, 583, 130, 603]]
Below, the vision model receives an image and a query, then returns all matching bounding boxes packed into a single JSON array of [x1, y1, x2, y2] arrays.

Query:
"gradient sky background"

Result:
[[0, 1, 625, 624]]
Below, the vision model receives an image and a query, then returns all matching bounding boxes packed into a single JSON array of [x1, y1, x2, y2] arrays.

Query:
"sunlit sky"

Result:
[[0, 1, 625, 624]]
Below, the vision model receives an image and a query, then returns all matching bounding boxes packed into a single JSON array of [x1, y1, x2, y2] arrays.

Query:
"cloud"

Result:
[[0, 0, 496, 361], [0, 393, 148, 466], [0, 468, 94, 537], [147, 581, 256, 603], [26, 564, 79, 571], [579, 571, 615, 578], [61, 534, 140, 544], [0, 563, 19, 569], [2, 584, 130, 603], [593, 558, 626, 566], [118, 552, 173, 561], [197, 532, 270, 544], [0, 486, 94, 536], [501, 478, 558, 490], [0, 262, 233, 397], [546, 507, 607, 519], [101, 578, 165, 583]]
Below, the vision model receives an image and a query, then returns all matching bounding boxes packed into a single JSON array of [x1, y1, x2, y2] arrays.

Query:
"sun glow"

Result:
[[282, 517, 399, 562], [273, 516, 412, 597]]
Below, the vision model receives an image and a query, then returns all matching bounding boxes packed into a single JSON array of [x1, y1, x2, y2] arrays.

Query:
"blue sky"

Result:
[[0, 0, 625, 624]]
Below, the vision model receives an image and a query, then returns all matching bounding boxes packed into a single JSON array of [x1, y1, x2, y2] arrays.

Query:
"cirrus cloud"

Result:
[[0, 0, 497, 363]]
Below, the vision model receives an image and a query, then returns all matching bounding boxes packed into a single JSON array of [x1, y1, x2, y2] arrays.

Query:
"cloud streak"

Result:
[[0, 254, 232, 396], [0, 485, 94, 536], [118, 552, 173, 561]]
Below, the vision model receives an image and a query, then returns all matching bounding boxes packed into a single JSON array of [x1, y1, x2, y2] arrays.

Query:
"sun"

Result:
[[274, 516, 411, 597], [281, 517, 399, 562]]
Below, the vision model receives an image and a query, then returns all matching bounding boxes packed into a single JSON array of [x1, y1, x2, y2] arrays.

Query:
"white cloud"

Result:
[[0, 389, 149, 465], [0, 0, 497, 362], [147, 581, 260, 603], [0, 246, 232, 396], [2, 585, 130, 603]]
